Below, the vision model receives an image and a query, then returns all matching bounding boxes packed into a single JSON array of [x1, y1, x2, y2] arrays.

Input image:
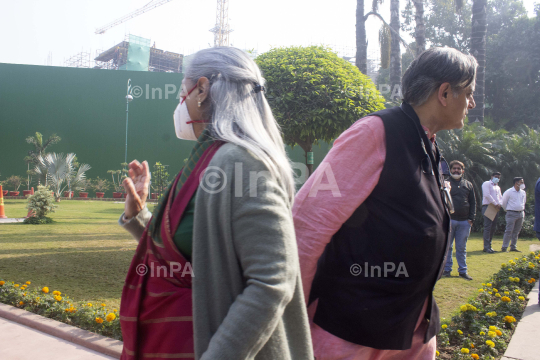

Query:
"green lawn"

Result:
[[0, 199, 137, 310], [1, 199, 539, 319]]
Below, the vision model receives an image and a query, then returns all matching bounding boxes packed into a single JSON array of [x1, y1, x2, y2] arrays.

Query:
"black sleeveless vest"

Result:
[[309, 104, 450, 350]]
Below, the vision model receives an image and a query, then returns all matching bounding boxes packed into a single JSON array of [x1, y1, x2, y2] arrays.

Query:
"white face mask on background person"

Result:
[[451, 174, 462, 180], [492, 177, 500, 184], [520, 184, 526, 190]]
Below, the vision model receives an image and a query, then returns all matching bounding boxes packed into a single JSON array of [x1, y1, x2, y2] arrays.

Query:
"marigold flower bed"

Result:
[[0, 280, 122, 340], [436, 250, 540, 359]]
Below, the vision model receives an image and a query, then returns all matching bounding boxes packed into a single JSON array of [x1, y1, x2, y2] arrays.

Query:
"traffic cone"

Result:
[[0, 185, 7, 219]]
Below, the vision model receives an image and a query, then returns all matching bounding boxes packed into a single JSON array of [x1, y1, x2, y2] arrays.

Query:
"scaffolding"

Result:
[[64, 51, 93, 68], [94, 35, 183, 72]]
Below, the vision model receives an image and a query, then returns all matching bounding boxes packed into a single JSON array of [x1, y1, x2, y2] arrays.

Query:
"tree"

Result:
[[356, 0, 412, 76], [107, 163, 129, 192], [152, 162, 170, 198], [496, 126, 540, 191], [417, 0, 472, 53], [5, 176, 23, 192], [34, 153, 91, 202], [413, 0, 426, 55], [406, 0, 539, 128], [390, 0, 402, 94], [25, 185, 57, 224], [485, 6, 539, 129], [356, 0, 368, 74], [256, 46, 385, 175], [25, 132, 61, 162], [90, 177, 111, 193], [26, 132, 61, 185], [468, 0, 488, 125]]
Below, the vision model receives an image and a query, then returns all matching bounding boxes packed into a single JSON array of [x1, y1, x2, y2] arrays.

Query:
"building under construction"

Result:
[[93, 35, 183, 73]]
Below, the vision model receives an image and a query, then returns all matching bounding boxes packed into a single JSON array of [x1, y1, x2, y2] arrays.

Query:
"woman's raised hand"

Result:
[[123, 160, 150, 219]]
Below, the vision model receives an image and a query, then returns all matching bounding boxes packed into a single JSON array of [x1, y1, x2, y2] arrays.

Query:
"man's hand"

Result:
[[123, 160, 150, 219], [468, 220, 473, 227]]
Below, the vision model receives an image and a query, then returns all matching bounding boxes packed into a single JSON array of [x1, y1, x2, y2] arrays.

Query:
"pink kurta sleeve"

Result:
[[292, 115, 386, 301]]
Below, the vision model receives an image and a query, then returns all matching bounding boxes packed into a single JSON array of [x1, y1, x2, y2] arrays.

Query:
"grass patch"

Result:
[[1, 199, 539, 322], [0, 200, 137, 311]]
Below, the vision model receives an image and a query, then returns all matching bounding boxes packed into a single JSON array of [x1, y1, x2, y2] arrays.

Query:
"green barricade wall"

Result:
[[0, 63, 331, 197]]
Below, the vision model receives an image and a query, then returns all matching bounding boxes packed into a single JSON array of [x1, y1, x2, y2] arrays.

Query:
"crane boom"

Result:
[[95, 0, 175, 35]]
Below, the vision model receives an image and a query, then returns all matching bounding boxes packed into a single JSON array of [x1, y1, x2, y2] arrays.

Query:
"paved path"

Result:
[[0, 317, 116, 360], [501, 244, 540, 360], [0, 218, 25, 224]]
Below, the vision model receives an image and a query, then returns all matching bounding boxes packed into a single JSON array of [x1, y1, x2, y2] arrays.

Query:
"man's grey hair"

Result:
[[402, 47, 478, 106]]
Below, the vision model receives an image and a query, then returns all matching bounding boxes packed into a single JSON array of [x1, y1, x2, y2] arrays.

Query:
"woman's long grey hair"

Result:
[[185, 47, 295, 202]]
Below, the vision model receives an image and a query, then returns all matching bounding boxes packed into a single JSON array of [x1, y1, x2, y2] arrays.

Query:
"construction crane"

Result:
[[209, 0, 233, 46], [95, 0, 175, 35]]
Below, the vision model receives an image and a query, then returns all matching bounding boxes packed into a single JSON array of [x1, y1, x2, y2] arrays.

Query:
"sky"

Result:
[[0, 0, 538, 67]]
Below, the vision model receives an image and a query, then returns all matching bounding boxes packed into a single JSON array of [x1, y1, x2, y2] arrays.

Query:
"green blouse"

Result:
[[172, 190, 196, 261]]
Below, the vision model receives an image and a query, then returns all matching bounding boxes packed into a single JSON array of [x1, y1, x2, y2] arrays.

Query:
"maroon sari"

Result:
[[120, 142, 223, 359]]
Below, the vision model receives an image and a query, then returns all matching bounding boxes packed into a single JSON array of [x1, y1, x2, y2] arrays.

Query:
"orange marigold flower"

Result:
[[501, 296, 511, 303], [0, 281, 5, 286], [42, 287, 49, 293], [25, 281, 31, 285], [472, 354, 479, 360], [495, 330, 502, 336], [95, 317, 104, 324], [19, 301, 24, 306], [105, 313, 116, 322], [504, 316, 517, 323]]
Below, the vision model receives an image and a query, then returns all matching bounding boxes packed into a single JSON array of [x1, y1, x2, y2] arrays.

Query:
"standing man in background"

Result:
[[501, 177, 526, 252], [442, 160, 475, 280], [482, 172, 502, 253]]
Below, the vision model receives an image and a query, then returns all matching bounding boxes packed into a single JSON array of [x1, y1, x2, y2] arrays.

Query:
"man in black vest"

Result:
[[293, 47, 478, 357]]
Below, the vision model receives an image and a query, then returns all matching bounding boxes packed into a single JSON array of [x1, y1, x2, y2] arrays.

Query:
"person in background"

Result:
[[294, 47, 477, 358], [501, 177, 526, 252], [442, 160, 475, 280], [481, 172, 502, 253]]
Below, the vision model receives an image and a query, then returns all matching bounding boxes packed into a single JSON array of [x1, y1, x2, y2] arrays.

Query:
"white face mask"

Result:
[[520, 184, 525, 190], [173, 101, 197, 141], [492, 177, 500, 184], [451, 174, 462, 180]]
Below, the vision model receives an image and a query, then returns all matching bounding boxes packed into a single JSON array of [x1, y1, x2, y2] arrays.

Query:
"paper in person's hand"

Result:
[[484, 204, 499, 221]]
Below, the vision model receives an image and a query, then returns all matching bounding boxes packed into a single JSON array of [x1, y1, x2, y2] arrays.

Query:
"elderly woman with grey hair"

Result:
[[294, 47, 477, 359], [117, 47, 313, 360]]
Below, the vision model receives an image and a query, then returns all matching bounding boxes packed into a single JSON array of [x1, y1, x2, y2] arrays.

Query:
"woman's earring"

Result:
[[197, 100, 201, 107]]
